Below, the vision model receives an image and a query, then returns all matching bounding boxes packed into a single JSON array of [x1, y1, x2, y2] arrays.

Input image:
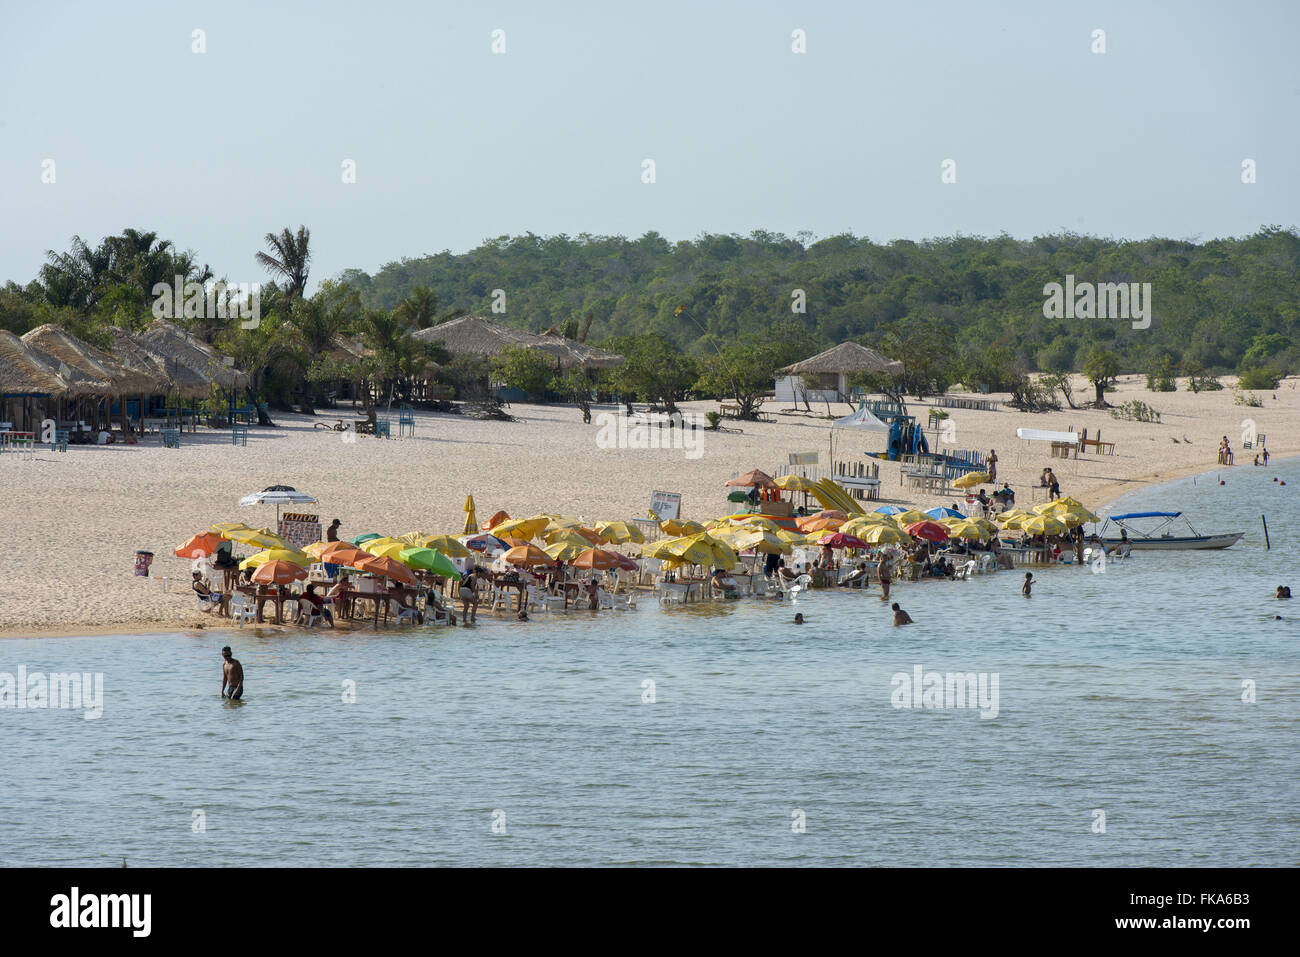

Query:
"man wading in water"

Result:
[[221, 646, 244, 700]]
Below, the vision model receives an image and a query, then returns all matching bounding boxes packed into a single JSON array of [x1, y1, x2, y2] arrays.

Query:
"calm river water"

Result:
[[2, 460, 1297, 866]]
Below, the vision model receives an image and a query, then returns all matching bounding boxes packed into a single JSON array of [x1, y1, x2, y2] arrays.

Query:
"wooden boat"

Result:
[[1096, 511, 1243, 550]]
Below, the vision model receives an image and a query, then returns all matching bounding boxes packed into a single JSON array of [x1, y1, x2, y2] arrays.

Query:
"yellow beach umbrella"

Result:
[[662, 535, 717, 568], [1048, 503, 1100, 524], [545, 528, 592, 548], [239, 547, 311, 571], [953, 471, 990, 489], [303, 540, 331, 559], [1021, 515, 1067, 536], [1044, 496, 1087, 510], [774, 528, 814, 548], [360, 536, 401, 554], [494, 516, 550, 541], [895, 510, 930, 526], [594, 520, 645, 545], [734, 514, 782, 532], [364, 541, 410, 561], [640, 538, 682, 560], [424, 534, 470, 558], [774, 474, 815, 492], [223, 526, 292, 550], [686, 533, 738, 571], [861, 524, 911, 545], [210, 522, 254, 537], [660, 518, 706, 536], [543, 540, 586, 562], [462, 495, 477, 535], [947, 521, 988, 541], [716, 527, 788, 554]]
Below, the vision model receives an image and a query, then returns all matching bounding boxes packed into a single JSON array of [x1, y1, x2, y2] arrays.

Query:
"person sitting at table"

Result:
[[710, 567, 739, 598], [192, 571, 230, 617], [585, 577, 601, 610], [325, 573, 353, 620], [425, 587, 458, 624], [297, 583, 332, 626], [776, 559, 800, 583], [839, 562, 869, 588]]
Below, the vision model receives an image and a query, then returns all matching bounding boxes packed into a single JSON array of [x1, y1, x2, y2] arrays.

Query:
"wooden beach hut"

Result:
[[776, 341, 904, 406]]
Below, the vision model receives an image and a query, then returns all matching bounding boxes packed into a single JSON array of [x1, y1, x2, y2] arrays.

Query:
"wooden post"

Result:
[[1262, 514, 1270, 550]]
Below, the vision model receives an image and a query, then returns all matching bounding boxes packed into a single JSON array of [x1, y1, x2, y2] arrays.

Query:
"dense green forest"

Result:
[[340, 227, 1300, 376], [3, 226, 1296, 415]]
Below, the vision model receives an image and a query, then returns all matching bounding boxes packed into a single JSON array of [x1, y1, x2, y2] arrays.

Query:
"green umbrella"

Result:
[[399, 546, 462, 580], [350, 532, 382, 546]]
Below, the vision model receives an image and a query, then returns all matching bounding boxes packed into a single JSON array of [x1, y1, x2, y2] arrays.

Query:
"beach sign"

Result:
[[650, 490, 681, 521], [789, 452, 819, 465]]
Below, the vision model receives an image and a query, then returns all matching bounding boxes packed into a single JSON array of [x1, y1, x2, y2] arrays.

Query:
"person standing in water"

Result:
[[1022, 572, 1035, 598], [221, 646, 244, 700], [891, 603, 914, 625]]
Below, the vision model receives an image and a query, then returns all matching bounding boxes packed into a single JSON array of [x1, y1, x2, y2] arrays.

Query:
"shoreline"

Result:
[[5, 450, 1291, 641]]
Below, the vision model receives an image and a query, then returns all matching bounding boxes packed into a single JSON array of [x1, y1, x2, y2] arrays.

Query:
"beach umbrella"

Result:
[[688, 533, 738, 571], [363, 541, 410, 561], [904, 521, 951, 543], [461, 532, 509, 555], [481, 509, 511, 532], [543, 540, 585, 562], [354, 554, 419, 586], [723, 468, 777, 489], [662, 536, 717, 568], [504, 544, 556, 567], [497, 535, 532, 549], [250, 560, 307, 585], [953, 471, 989, 489], [775, 528, 814, 547], [799, 515, 845, 533], [925, 506, 965, 520], [350, 532, 383, 546], [774, 474, 815, 492], [319, 543, 368, 566], [659, 518, 706, 536], [210, 522, 254, 536], [817, 532, 869, 550], [594, 520, 645, 544], [947, 521, 988, 541], [998, 512, 1031, 530], [1021, 515, 1067, 536], [545, 528, 591, 548], [571, 548, 621, 570], [398, 547, 462, 580], [610, 552, 640, 571], [860, 524, 911, 545], [175, 532, 224, 558], [842, 514, 897, 534], [1046, 503, 1100, 523], [303, 540, 332, 559], [239, 485, 318, 524], [896, 510, 930, 525], [239, 547, 311, 571], [639, 538, 682, 560], [494, 516, 550, 541], [542, 514, 586, 529], [224, 526, 292, 550], [716, 527, 789, 554], [423, 534, 470, 558], [462, 495, 477, 535], [735, 515, 783, 532], [1045, 496, 1087, 510], [873, 505, 909, 515]]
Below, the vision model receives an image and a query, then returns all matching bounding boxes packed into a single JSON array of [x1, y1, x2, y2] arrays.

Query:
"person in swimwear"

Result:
[[221, 646, 244, 700]]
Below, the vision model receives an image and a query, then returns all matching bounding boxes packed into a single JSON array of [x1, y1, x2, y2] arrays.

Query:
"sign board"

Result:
[[649, 491, 681, 521], [788, 452, 820, 465], [278, 513, 321, 550]]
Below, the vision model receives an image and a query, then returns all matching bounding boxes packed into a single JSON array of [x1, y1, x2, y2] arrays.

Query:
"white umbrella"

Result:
[[239, 485, 318, 524]]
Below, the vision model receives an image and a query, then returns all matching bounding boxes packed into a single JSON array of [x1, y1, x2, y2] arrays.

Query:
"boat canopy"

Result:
[[1110, 511, 1182, 521]]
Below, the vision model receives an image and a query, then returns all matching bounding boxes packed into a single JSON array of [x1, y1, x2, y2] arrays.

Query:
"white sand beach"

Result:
[[1, 374, 1295, 636]]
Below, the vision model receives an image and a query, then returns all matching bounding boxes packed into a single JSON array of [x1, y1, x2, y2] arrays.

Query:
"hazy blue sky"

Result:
[[2, 0, 1296, 292]]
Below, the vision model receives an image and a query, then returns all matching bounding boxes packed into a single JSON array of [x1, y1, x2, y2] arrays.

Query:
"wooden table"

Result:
[[1050, 441, 1076, 458]]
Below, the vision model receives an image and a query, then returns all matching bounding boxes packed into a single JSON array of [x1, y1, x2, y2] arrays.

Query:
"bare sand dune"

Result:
[[1, 373, 1294, 635]]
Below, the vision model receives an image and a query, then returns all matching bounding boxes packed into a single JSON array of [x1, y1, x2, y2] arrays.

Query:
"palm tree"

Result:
[[393, 285, 464, 329], [256, 226, 311, 298]]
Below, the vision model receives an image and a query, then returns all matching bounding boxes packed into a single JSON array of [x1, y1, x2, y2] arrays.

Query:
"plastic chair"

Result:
[[231, 425, 249, 446], [162, 428, 181, 449], [526, 585, 565, 612], [398, 406, 416, 437], [230, 594, 256, 626], [374, 419, 392, 439]]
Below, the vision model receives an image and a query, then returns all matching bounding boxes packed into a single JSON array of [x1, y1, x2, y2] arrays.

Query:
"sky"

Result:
[[2, 0, 1297, 293]]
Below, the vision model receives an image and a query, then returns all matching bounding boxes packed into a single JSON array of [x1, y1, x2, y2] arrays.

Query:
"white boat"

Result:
[[1096, 511, 1243, 550]]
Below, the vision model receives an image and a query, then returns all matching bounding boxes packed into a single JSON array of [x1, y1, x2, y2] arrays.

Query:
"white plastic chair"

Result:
[[229, 593, 256, 626], [777, 573, 812, 599], [526, 585, 564, 612]]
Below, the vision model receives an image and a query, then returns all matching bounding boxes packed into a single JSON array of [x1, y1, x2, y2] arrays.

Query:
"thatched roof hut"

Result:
[[0, 330, 76, 396], [109, 327, 212, 399], [137, 320, 250, 390], [778, 341, 904, 378], [23, 324, 161, 395], [413, 315, 623, 370]]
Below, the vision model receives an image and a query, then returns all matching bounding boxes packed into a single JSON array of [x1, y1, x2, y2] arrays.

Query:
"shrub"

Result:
[[1237, 366, 1280, 390]]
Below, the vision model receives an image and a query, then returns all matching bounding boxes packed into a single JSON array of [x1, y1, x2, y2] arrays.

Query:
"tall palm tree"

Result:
[[256, 226, 311, 298], [393, 285, 465, 329]]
